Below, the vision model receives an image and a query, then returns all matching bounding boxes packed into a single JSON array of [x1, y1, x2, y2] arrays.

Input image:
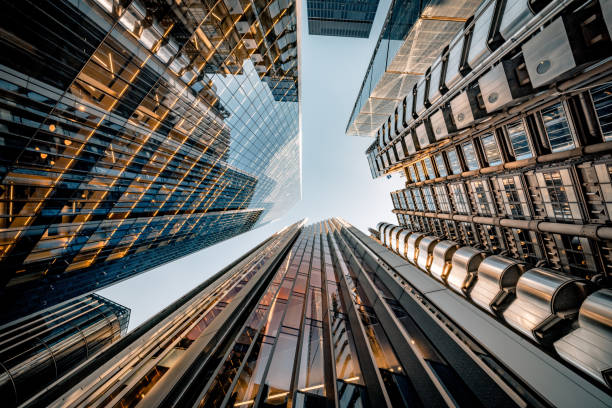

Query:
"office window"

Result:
[[480, 133, 502, 166], [512, 228, 542, 265], [422, 186, 436, 211], [479, 225, 504, 253], [444, 220, 460, 241], [403, 189, 415, 210], [450, 183, 470, 214], [423, 157, 436, 179], [416, 162, 426, 181], [470, 180, 495, 216], [590, 82, 612, 141], [446, 148, 462, 174], [413, 188, 425, 211], [506, 120, 532, 160], [431, 219, 444, 237], [434, 153, 447, 177], [391, 192, 400, 209], [434, 185, 451, 212], [554, 235, 596, 277], [498, 176, 530, 218], [408, 165, 417, 183], [541, 103, 575, 152], [397, 191, 407, 210], [461, 141, 480, 170], [460, 222, 479, 246], [538, 170, 582, 221]]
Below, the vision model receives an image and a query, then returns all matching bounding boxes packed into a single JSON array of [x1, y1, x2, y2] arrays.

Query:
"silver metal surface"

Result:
[[397, 229, 412, 258], [404, 130, 418, 155], [444, 30, 467, 90], [479, 63, 515, 112], [406, 232, 425, 264], [466, 0, 496, 69], [415, 121, 434, 149], [522, 17, 576, 88], [450, 91, 476, 129], [430, 109, 450, 141], [503, 267, 588, 342], [429, 240, 460, 282], [415, 80, 428, 117], [417, 236, 441, 272], [604, 0, 612, 38], [499, 0, 534, 40], [447, 246, 486, 295], [428, 56, 444, 104], [554, 289, 612, 386], [471, 255, 523, 314]]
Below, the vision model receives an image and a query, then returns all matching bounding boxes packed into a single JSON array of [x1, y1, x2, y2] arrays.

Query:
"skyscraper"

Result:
[[0, 293, 130, 407], [23, 219, 611, 408], [0, 0, 300, 322], [306, 0, 381, 38]]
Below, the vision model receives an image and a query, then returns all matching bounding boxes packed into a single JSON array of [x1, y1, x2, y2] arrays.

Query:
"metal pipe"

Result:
[[393, 209, 612, 241]]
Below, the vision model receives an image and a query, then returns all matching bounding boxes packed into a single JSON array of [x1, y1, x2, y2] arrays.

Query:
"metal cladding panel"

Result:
[[500, 0, 534, 40], [522, 18, 576, 88], [479, 63, 514, 112], [382, 153, 389, 168], [554, 289, 612, 386], [396, 140, 406, 160], [428, 57, 444, 104], [450, 91, 476, 128], [444, 31, 466, 89], [430, 109, 450, 140], [415, 80, 427, 117], [466, 1, 496, 69], [404, 131, 417, 155], [415, 121, 435, 149]]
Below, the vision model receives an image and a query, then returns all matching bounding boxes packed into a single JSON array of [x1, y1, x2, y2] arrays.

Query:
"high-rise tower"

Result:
[[21, 219, 611, 408], [306, 0, 381, 38], [0, 0, 300, 322]]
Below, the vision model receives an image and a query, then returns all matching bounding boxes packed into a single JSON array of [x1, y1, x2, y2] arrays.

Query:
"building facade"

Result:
[[306, 0, 381, 38], [0, 293, 130, 407], [0, 0, 300, 322], [20, 219, 612, 408]]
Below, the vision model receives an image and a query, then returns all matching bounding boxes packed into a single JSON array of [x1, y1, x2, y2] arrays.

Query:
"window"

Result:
[[413, 188, 425, 211], [444, 220, 460, 241], [460, 222, 479, 246], [416, 162, 426, 181], [422, 186, 436, 211], [498, 176, 530, 217], [512, 228, 542, 265], [461, 141, 479, 170], [423, 157, 436, 179], [555, 235, 596, 277], [506, 120, 532, 160], [397, 191, 407, 210], [480, 133, 502, 166], [541, 103, 575, 152], [434, 153, 447, 177], [450, 183, 470, 214], [590, 83, 612, 141], [403, 189, 415, 210], [471, 180, 494, 216], [539, 170, 582, 221], [480, 225, 504, 253], [431, 219, 444, 236], [408, 165, 417, 183], [434, 185, 451, 212], [446, 148, 462, 174], [391, 192, 400, 209]]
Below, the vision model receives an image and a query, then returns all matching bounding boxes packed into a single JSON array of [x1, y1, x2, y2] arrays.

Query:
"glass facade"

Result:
[[35, 218, 587, 408], [0, 0, 300, 322], [0, 293, 129, 407], [307, 0, 380, 38]]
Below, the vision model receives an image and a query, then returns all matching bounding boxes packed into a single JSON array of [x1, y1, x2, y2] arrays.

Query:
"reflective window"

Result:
[[403, 189, 416, 210], [434, 153, 447, 177], [480, 133, 502, 166], [446, 148, 462, 174], [480, 225, 504, 253], [471, 180, 494, 216], [408, 165, 417, 183], [460, 222, 479, 246], [413, 189, 425, 211], [540, 170, 582, 221], [450, 183, 470, 214], [423, 157, 436, 179], [541, 103, 575, 152], [556, 235, 596, 277], [512, 229, 542, 265], [435, 185, 452, 212], [444, 220, 460, 241], [506, 120, 532, 160], [498, 176, 530, 217], [591, 83, 612, 141], [422, 186, 436, 211], [416, 162, 426, 181], [461, 141, 479, 170]]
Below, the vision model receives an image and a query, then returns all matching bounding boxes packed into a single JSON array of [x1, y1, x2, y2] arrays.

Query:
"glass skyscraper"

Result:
[[22, 219, 611, 408], [0, 293, 129, 407], [306, 0, 381, 38], [0, 0, 300, 323]]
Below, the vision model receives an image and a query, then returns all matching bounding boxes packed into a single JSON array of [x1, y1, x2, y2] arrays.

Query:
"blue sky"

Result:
[[100, 0, 404, 330]]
